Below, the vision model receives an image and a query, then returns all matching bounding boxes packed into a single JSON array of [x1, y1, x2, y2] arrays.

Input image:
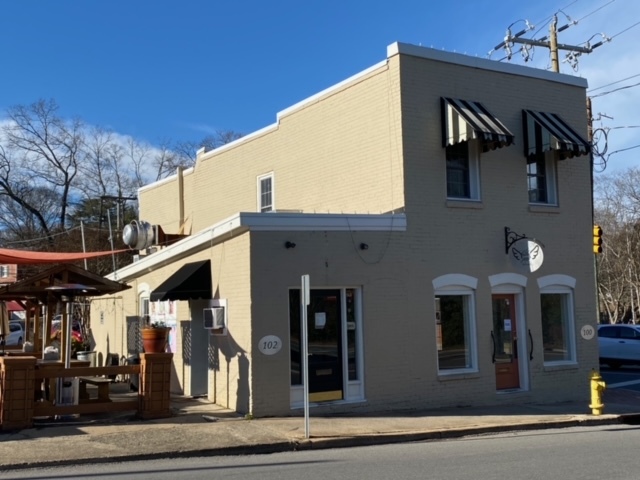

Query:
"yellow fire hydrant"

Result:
[[589, 369, 606, 415]]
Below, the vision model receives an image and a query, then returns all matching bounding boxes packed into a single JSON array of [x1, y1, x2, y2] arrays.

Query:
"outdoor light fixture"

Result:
[[359, 243, 369, 250], [285, 241, 296, 249]]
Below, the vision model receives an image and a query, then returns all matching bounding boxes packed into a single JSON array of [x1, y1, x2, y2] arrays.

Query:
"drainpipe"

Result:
[[177, 166, 184, 233]]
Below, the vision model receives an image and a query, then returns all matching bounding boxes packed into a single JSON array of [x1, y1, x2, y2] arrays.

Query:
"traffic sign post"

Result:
[[301, 274, 310, 439]]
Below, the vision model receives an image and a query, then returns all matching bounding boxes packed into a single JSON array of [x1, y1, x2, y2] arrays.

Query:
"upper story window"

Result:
[[0, 265, 10, 278], [522, 109, 590, 207], [527, 151, 557, 205], [257, 173, 274, 212], [446, 141, 480, 200], [441, 98, 514, 203]]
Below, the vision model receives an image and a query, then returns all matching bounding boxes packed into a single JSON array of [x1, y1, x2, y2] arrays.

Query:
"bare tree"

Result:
[[0, 99, 84, 239], [0, 99, 244, 270], [594, 168, 640, 323]]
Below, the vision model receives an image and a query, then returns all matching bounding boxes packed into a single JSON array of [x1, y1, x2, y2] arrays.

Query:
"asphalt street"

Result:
[[601, 365, 640, 392]]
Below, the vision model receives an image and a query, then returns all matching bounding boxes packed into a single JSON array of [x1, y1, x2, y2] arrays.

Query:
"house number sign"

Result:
[[258, 335, 282, 355], [581, 325, 595, 340]]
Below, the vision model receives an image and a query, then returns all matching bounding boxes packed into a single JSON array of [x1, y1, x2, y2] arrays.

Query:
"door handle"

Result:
[[513, 337, 518, 360], [528, 329, 534, 360], [490, 331, 496, 364]]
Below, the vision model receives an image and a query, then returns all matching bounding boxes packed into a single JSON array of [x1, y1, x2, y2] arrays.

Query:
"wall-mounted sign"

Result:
[[258, 335, 282, 355], [504, 319, 512, 332], [315, 312, 326, 329], [510, 238, 544, 273], [581, 325, 595, 340]]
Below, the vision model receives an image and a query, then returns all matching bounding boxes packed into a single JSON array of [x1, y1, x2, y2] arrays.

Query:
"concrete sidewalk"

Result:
[[0, 387, 639, 471]]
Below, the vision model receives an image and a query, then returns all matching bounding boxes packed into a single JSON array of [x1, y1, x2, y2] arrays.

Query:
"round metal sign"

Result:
[[581, 325, 595, 340], [258, 335, 282, 355], [510, 238, 544, 273]]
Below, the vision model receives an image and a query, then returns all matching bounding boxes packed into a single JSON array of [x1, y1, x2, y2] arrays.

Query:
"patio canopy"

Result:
[[0, 247, 128, 264], [0, 263, 131, 302]]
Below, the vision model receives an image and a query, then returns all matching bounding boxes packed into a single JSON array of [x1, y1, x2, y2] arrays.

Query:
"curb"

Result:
[[0, 415, 627, 472]]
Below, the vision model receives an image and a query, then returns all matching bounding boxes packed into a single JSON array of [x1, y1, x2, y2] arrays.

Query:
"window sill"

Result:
[[542, 362, 578, 372], [446, 200, 484, 209], [437, 370, 480, 381], [528, 204, 561, 214]]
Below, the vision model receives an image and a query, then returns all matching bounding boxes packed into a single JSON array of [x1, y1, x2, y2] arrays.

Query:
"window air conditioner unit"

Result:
[[204, 307, 226, 334]]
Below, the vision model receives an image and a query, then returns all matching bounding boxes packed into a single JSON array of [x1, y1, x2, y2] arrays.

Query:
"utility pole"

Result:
[[493, 14, 608, 73]]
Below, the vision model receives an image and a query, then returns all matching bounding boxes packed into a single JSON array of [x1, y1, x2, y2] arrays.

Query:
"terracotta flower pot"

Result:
[[141, 327, 169, 353]]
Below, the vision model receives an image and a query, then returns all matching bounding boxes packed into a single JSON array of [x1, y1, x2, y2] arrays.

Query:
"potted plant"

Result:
[[141, 320, 170, 353]]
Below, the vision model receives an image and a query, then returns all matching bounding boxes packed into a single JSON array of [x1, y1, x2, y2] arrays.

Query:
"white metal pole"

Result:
[[64, 300, 72, 369], [80, 221, 88, 270], [301, 274, 310, 439], [106, 209, 117, 276]]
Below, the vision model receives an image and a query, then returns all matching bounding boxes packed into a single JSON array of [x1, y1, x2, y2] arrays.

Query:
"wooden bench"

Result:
[[78, 376, 112, 403]]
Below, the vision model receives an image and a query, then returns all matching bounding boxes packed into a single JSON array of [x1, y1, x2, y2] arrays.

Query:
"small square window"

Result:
[[446, 141, 480, 200]]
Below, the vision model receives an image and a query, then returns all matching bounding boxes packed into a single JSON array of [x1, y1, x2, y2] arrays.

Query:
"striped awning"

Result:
[[522, 110, 590, 160], [441, 97, 514, 152]]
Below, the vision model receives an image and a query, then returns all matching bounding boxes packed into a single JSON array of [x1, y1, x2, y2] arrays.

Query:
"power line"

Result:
[[589, 73, 640, 93], [609, 20, 640, 40], [590, 81, 640, 98], [1, 225, 83, 246]]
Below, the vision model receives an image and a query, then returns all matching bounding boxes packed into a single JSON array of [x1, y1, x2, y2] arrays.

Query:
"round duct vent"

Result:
[[122, 220, 155, 250]]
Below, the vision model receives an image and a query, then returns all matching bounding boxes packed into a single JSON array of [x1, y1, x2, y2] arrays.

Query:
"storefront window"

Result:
[[541, 292, 574, 363], [435, 294, 474, 371]]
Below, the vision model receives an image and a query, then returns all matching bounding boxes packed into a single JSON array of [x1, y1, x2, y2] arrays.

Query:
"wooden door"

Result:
[[492, 294, 519, 390]]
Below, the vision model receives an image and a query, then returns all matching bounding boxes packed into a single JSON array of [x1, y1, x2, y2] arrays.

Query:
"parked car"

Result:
[[598, 324, 640, 368], [5, 321, 24, 346], [51, 314, 84, 343]]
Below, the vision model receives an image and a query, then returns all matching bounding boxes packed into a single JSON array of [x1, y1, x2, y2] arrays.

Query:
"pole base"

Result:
[[589, 403, 604, 416]]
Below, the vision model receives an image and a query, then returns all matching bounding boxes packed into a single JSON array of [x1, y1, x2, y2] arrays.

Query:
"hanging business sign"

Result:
[[510, 238, 544, 273]]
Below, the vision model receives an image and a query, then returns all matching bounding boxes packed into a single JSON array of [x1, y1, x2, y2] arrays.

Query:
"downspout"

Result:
[[177, 166, 184, 234]]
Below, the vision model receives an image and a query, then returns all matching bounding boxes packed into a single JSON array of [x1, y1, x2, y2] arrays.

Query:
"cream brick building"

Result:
[[91, 42, 597, 417]]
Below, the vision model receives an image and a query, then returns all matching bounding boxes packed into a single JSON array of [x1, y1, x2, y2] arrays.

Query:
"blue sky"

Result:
[[1, 0, 638, 172]]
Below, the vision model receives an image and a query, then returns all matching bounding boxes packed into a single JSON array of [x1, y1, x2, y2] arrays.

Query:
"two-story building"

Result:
[[91, 42, 596, 417]]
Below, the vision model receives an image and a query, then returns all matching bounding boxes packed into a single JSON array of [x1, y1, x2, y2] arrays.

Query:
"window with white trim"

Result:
[[257, 173, 274, 212], [446, 140, 480, 200], [540, 285, 575, 364], [434, 285, 478, 373], [527, 151, 557, 205], [0, 266, 8, 277]]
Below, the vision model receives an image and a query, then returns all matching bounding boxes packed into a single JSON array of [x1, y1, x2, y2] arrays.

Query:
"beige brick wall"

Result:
[[206, 234, 252, 412], [140, 60, 405, 235], [117, 46, 597, 416]]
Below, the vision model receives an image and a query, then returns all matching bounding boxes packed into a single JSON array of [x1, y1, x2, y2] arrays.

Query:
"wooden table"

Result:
[[35, 359, 91, 402]]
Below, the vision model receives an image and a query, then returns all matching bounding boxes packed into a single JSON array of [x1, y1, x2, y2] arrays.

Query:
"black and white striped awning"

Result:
[[522, 110, 590, 160], [441, 97, 514, 152]]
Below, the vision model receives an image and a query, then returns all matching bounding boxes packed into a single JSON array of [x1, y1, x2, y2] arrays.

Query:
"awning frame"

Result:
[[522, 109, 590, 160], [150, 260, 212, 302], [441, 97, 515, 152]]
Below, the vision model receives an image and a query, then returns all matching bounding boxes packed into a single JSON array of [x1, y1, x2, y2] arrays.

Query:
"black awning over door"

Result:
[[150, 260, 212, 302]]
